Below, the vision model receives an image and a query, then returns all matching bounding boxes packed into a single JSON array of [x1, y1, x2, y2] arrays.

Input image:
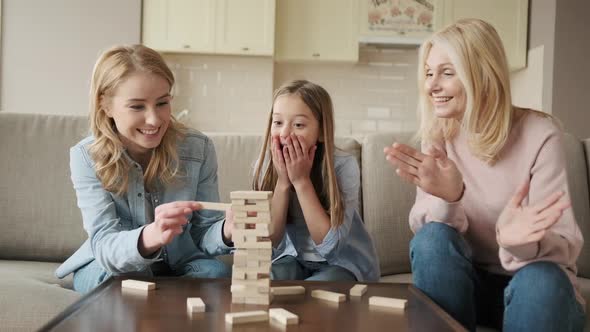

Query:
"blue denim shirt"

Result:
[[272, 153, 381, 282], [56, 130, 231, 278]]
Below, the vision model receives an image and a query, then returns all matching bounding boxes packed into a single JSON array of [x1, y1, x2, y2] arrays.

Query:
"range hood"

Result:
[[358, 35, 425, 47]]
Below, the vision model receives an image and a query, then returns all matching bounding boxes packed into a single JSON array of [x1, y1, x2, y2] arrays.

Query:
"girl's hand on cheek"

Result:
[[284, 134, 316, 187], [271, 136, 290, 188]]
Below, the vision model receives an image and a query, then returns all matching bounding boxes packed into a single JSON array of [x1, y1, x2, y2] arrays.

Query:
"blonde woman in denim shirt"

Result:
[[56, 45, 234, 293]]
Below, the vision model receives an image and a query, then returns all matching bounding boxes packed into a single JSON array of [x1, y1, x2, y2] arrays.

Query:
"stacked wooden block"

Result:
[[230, 191, 273, 305]]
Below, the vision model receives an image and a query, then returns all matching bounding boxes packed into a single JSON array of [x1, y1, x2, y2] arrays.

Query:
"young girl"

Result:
[[253, 80, 380, 282], [384, 19, 585, 331], [55, 45, 234, 293]]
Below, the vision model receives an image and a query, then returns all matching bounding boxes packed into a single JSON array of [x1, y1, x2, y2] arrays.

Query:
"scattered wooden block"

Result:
[[349, 284, 368, 297], [271, 286, 306, 296], [187, 297, 205, 313], [230, 191, 273, 200], [197, 201, 232, 211], [269, 308, 299, 325], [369, 296, 407, 310], [225, 310, 268, 324], [311, 290, 346, 303], [245, 296, 272, 305], [121, 279, 155, 291]]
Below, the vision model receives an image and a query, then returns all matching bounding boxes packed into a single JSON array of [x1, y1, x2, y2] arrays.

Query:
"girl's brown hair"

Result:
[[253, 80, 345, 227]]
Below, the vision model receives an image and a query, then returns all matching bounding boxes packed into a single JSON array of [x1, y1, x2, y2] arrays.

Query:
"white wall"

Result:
[[0, 0, 141, 115]]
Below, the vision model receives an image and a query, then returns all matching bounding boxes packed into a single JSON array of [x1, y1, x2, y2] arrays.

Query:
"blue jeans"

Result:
[[410, 222, 586, 332], [73, 257, 231, 294], [270, 255, 357, 281]]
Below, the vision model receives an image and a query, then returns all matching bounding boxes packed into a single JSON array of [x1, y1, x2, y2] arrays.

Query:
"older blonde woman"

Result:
[[385, 19, 585, 331]]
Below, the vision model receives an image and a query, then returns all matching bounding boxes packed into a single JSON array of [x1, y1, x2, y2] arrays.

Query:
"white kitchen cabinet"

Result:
[[440, 0, 529, 71], [142, 0, 275, 56], [275, 0, 359, 62], [215, 0, 275, 56], [142, 0, 216, 53]]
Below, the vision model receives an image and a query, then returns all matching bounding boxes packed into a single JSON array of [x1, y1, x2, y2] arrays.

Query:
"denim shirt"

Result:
[[272, 153, 381, 282], [55, 130, 231, 279]]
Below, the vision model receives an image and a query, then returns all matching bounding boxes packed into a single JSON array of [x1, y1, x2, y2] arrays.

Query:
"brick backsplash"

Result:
[[163, 46, 419, 135], [274, 47, 419, 136], [163, 53, 274, 133]]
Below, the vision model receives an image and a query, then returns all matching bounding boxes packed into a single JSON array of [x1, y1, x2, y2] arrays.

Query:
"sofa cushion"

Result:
[[0, 260, 74, 289], [579, 137, 590, 279], [0, 260, 79, 331], [362, 132, 417, 275], [0, 113, 88, 262], [564, 135, 590, 278]]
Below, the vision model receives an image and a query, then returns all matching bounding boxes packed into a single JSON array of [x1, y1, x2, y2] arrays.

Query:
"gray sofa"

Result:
[[0, 112, 588, 331]]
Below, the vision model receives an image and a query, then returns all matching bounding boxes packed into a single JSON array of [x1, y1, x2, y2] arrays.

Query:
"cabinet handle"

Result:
[[242, 47, 250, 51], [312, 53, 320, 57], [182, 44, 191, 49]]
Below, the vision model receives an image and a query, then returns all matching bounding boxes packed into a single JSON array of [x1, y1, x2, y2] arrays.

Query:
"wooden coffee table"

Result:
[[40, 277, 466, 331]]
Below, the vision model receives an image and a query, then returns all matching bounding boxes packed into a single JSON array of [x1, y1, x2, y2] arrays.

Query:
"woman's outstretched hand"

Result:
[[139, 201, 201, 257], [496, 180, 570, 248], [384, 142, 464, 202]]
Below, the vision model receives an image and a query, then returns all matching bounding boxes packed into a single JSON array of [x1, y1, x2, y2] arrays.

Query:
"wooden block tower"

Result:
[[230, 191, 273, 305]]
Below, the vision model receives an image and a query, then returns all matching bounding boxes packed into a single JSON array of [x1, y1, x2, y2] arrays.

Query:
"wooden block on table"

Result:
[[233, 240, 273, 249], [197, 201, 232, 211], [369, 296, 407, 310], [232, 200, 270, 208], [231, 199, 247, 205], [225, 310, 269, 324], [311, 290, 346, 303], [271, 286, 306, 296], [230, 191, 273, 200], [231, 296, 245, 304], [233, 228, 270, 237], [121, 279, 155, 291], [245, 296, 271, 305], [230, 284, 270, 295], [349, 284, 368, 297], [187, 297, 205, 313], [234, 223, 271, 231], [234, 249, 272, 260], [269, 308, 299, 325], [232, 204, 270, 212], [232, 278, 271, 288], [234, 211, 271, 222]]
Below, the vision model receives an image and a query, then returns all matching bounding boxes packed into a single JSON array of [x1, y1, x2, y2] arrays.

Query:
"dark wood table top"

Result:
[[40, 277, 466, 332]]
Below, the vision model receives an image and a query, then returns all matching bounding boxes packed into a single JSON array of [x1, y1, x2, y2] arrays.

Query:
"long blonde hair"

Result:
[[417, 18, 530, 163], [88, 44, 186, 195], [253, 80, 345, 227]]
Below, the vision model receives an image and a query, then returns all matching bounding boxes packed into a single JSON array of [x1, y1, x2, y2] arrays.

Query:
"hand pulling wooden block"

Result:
[[187, 297, 205, 313], [225, 310, 268, 324], [369, 296, 408, 309], [269, 308, 299, 325], [349, 284, 368, 297], [197, 201, 232, 211], [271, 286, 306, 296], [121, 279, 155, 291], [311, 289, 346, 303]]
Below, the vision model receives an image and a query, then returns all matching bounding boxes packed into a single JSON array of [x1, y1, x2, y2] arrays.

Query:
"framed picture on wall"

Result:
[[360, 0, 443, 44]]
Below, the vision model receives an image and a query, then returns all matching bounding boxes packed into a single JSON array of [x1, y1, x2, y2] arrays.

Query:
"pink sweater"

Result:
[[409, 112, 585, 307]]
